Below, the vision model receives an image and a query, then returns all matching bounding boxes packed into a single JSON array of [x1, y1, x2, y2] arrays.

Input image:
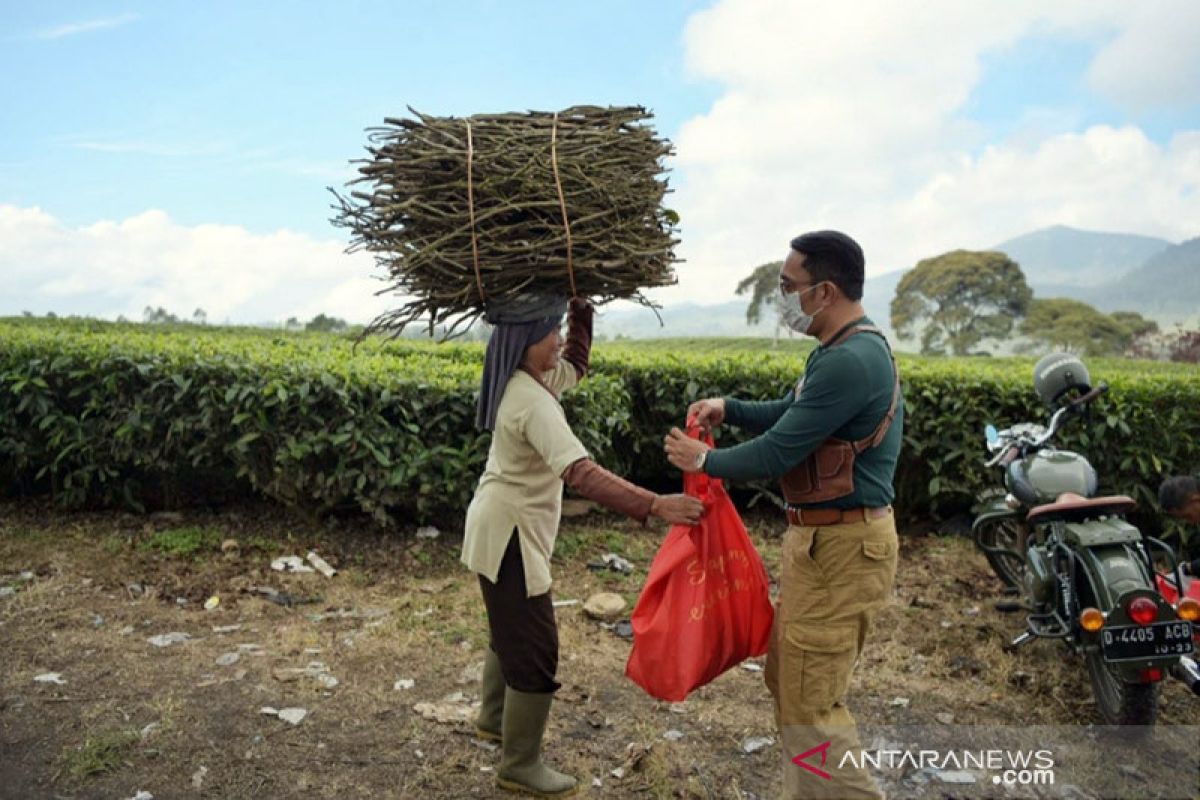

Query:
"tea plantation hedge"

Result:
[[2, 318, 1197, 535]]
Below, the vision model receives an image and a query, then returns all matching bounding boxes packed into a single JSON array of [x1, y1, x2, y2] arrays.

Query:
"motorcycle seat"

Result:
[[1026, 492, 1137, 524]]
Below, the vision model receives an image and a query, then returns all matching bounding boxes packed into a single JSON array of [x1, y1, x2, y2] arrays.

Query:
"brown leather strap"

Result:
[[785, 506, 890, 526], [828, 323, 883, 347], [827, 325, 901, 454], [856, 357, 900, 453]]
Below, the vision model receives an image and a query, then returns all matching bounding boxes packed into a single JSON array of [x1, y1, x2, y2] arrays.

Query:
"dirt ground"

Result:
[[1, 499, 1197, 800]]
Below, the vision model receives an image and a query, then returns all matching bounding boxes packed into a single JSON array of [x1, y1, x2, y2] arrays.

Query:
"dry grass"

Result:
[[1, 500, 1196, 799]]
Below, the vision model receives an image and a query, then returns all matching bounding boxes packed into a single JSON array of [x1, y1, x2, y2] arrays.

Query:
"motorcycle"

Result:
[[971, 353, 1200, 725]]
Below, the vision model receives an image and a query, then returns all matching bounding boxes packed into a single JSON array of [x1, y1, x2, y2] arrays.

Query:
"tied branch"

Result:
[[330, 105, 681, 339]]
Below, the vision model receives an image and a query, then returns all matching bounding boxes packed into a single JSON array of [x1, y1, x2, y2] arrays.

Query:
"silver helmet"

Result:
[[1033, 352, 1091, 407]]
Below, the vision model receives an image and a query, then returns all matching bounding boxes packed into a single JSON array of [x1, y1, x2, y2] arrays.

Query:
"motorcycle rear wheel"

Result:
[[974, 516, 1026, 588], [1085, 649, 1158, 727]]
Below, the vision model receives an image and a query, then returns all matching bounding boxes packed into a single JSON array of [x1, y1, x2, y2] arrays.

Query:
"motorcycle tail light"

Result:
[[1139, 667, 1163, 683], [1079, 607, 1105, 632], [1127, 597, 1158, 626], [1177, 598, 1200, 623]]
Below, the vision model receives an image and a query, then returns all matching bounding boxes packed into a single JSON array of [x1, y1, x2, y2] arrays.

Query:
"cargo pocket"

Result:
[[862, 539, 895, 561], [781, 622, 858, 720], [858, 538, 898, 607]]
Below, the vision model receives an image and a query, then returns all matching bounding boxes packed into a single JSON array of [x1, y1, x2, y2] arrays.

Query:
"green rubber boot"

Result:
[[475, 649, 504, 742], [496, 688, 577, 798]]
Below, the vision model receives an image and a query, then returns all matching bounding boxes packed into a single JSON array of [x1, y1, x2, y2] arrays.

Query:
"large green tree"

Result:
[[891, 250, 1032, 355], [305, 313, 348, 333], [1110, 311, 1159, 340], [1018, 298, 1132, 356], [735, 261, 783, 324]]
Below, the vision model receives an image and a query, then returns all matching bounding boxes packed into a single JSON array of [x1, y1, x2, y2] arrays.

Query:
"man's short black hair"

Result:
[[1159, 475, 1199, 512], [789, 230, 865, 301]]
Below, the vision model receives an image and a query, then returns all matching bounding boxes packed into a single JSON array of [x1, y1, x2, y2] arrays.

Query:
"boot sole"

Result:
[[496, 777, 578, 798], [475, 726, 502, 743]]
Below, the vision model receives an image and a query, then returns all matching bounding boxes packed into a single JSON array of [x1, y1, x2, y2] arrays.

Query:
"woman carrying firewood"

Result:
[[462, 293, 702, 798]]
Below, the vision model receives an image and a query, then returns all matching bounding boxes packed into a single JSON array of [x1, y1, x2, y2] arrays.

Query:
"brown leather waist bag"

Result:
[[780, 325, 900, 505]]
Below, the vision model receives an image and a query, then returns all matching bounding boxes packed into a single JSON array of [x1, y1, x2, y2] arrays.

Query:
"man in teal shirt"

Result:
[[666, 230, 903, 799]]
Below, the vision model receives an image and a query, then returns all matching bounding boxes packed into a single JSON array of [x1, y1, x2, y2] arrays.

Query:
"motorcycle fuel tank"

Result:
[[1007, 449, 1098, 506]]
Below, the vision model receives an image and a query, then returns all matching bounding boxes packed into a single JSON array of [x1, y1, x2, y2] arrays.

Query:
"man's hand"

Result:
[[664, 427, 710, 473], [650, 493, 704, 525], [687, 397, 726, 432]]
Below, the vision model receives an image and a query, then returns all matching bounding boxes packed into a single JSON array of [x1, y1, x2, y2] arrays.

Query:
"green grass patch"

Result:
[[555, 531, 586, 561], [599, 530, 628, 554], [61, 728, 139, 781], [241, 535, 280, 553], [598, 571, 629, 588], [102, 535, 127, 556], [342, 568, 372, 588], [2, 528, 46, 541], [140, 526, 221, 557], [439, 620, 477, 646]]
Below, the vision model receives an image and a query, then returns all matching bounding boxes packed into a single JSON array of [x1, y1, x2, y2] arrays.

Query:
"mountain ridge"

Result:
[[595, 225, 1197, 339]]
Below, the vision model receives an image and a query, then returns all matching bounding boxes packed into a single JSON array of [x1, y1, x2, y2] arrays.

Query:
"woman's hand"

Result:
[[687, 397, 726, 431], [650, 493, 704, 525]]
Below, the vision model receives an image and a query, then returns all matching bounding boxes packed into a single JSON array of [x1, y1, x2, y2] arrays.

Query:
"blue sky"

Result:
[[2, 1, 718, 237], [967, 33, 1194, 147], [2, 1, 1198, 323]]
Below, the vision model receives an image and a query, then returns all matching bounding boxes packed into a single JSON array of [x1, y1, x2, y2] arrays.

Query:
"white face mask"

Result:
[[777, 283, 826, 334]]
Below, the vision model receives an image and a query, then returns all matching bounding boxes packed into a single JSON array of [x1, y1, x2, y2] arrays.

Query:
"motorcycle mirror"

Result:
[[985, 424, 999, 444]]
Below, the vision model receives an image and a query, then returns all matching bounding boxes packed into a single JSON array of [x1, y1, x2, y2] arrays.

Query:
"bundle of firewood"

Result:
[[331, 105, 680, 337]]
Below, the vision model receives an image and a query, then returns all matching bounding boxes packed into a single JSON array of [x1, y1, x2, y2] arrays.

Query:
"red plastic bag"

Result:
[[625, 426, 774, 702]]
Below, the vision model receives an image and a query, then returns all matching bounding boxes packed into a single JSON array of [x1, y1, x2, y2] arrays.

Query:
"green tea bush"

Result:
[[3, 319, 1196, 535], [0, 320, 626, 524]]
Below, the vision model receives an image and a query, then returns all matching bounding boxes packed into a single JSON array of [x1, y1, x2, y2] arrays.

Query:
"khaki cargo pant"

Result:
[[764, 511, 899, 799]]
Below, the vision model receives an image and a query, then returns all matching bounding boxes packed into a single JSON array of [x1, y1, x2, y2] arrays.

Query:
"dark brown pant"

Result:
[[478, 531, 560, 694]]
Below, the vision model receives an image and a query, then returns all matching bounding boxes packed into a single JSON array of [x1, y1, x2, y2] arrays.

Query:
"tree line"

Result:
[[738, 250, 1197, 362]]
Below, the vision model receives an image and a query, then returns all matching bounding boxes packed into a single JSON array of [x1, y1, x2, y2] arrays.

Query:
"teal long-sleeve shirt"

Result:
[[702, 317, 905, 509]]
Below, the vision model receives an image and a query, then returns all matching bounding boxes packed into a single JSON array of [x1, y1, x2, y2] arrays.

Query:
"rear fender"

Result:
[[1067, 520, 1184, 680], [1097, 588, 1188, 680], [1065, 519, 1152, 610]]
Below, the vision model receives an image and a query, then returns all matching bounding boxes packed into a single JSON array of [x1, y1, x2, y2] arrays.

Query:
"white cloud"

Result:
[[34, 13, 139, 40], [0, 205, 390, 324], [667, 0, 1200, 299], [895, 126, 1200, 253], [1086, 5, 1200, 112]]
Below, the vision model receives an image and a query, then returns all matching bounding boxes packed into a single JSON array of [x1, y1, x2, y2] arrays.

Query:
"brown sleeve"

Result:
[[562, 458, 655, 523], [561, 298, 593, 379]]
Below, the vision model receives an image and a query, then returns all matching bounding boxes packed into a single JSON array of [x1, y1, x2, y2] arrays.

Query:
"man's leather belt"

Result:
[[785, 505, 890, 526]]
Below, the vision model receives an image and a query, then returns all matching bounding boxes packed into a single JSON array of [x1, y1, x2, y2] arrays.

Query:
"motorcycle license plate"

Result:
[[1101, 621, 1195, 662]]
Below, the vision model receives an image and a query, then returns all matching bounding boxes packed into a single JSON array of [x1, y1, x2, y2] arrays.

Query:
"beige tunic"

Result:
[[461, 360, 588, 597]]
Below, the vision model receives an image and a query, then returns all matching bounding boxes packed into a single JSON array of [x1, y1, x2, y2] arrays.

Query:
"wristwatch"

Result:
[[694, 449, 708, 472]]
